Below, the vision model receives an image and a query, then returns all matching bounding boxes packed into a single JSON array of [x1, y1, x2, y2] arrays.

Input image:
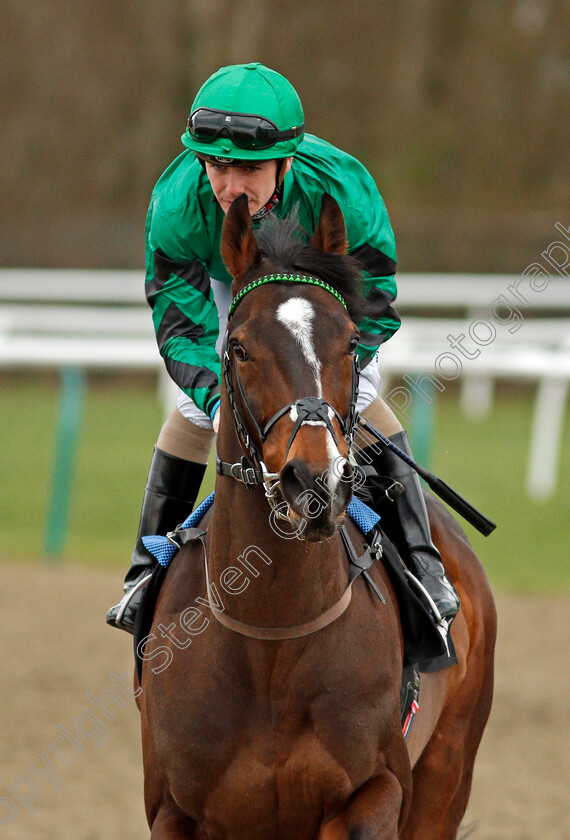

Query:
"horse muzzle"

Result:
[[279, 456, 354, 541]]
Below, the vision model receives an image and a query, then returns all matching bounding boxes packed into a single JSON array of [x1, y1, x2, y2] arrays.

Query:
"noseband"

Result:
[[216, 274, 360, 514]]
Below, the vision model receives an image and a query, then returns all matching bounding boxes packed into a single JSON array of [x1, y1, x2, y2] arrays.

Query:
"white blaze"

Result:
[[276, 297, 322, 397], [276, 297, 343, 494]]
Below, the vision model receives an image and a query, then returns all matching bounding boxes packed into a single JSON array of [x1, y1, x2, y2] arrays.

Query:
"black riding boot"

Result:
[[106, 447, 207, 634], [356, 431, 460, 624]]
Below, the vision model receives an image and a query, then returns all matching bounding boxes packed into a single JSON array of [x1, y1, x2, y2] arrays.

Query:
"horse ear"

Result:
[[221, 194, 261, 287], [310, 194, 348, 255]]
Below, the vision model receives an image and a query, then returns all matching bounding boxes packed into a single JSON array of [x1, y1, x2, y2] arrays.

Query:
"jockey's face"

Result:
[[205, 158, 292, 216]]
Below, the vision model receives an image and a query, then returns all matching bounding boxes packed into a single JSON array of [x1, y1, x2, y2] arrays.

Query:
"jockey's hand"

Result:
[[212, 408, 220, 434]]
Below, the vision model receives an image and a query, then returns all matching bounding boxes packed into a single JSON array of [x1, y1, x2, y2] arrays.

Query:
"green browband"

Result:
[[228, 273, 348, 317]]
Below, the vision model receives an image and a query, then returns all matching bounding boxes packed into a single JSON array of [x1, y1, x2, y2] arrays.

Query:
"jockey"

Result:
[[107, 62, 459, 634]]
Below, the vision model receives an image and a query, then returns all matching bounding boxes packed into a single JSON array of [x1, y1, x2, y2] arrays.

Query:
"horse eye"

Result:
[[348, 335, 360, 355], [232, 343, 249, 362]]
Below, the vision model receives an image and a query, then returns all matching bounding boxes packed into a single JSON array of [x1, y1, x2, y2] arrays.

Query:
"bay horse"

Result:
[[137, 194, 496, 839]]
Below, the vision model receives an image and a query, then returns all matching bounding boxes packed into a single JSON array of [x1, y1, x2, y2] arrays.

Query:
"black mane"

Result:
[[255, 208, 364, 321]]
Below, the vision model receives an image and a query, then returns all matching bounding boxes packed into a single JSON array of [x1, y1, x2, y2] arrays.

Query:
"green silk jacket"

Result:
[[145, 133, 400, 417]]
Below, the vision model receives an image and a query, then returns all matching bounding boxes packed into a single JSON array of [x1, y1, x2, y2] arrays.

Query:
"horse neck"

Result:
[[208, 432, 347, 629]]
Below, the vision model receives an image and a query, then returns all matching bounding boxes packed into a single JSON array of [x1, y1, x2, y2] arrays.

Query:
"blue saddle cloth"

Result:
[[142, 493, 381, 568]]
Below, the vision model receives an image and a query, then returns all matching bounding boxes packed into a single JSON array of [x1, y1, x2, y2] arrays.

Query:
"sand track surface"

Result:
[[0, 562, 567, 839]]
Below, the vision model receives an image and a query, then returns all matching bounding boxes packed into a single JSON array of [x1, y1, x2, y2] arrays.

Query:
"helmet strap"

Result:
[[251, 157, 288, 220], [252, 184, 283, 221]]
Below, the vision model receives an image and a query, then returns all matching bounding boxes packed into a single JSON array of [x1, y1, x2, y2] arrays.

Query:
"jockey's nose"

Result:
[[225, 169, 247, 198]]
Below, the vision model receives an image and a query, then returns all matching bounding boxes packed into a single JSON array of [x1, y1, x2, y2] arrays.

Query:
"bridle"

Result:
[[216, 273, 360, 517], [204, 272, 382, 642]]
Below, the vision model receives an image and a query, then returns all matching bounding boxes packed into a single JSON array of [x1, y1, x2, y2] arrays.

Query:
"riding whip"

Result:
[[357, 417, 497, 537]]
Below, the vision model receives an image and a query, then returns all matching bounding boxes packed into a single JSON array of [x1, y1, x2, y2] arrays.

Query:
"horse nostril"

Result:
[[340, 458, 353, 483], [280, 460, 309, 503]]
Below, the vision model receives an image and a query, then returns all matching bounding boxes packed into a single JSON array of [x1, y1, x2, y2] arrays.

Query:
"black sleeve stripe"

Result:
[[350, 243, 397, 278], [156, 302, 206, 351], [151, 249, 211, 300], [359, 330, 389, 347], [164, 357, 219, 393], [360, 287, 401, 329]]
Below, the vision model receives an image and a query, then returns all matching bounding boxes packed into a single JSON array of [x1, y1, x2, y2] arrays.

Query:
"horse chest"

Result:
[[169, 699, 381, 840], [197, 730, 355, 835], [157, 634, 400, 835]]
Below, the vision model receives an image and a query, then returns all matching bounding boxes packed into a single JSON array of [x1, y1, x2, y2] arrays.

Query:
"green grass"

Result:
[[1, 374, 568, 593], [427, 385, 570, 593]]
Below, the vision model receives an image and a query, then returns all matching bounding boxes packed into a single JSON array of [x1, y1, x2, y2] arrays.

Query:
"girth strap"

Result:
[[340, 524, 386, 604]]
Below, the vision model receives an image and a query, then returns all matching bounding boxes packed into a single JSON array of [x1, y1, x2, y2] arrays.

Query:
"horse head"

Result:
[[219, 193, 363, 541]]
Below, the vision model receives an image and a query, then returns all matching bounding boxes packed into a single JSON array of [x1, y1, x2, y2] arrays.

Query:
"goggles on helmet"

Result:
[[187, 108, 304, 152]]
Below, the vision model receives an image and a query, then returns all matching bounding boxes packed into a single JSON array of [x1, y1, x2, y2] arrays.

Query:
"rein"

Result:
[[216, 273, 360, 516]]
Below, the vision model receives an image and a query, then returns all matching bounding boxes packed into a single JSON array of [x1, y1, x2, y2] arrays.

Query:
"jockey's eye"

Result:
[[348, 335, 360, 355], [232, 343, 249, 362]]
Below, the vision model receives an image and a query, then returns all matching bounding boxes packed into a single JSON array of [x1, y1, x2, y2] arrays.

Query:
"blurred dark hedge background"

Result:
[[2, 0, 568, 272]]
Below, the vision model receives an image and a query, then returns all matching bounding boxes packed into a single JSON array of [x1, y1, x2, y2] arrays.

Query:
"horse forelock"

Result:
[[254, 209, 364, 322]]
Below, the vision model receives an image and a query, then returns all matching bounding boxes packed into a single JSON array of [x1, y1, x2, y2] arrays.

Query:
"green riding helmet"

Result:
[[182, 62, 305, 162]]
